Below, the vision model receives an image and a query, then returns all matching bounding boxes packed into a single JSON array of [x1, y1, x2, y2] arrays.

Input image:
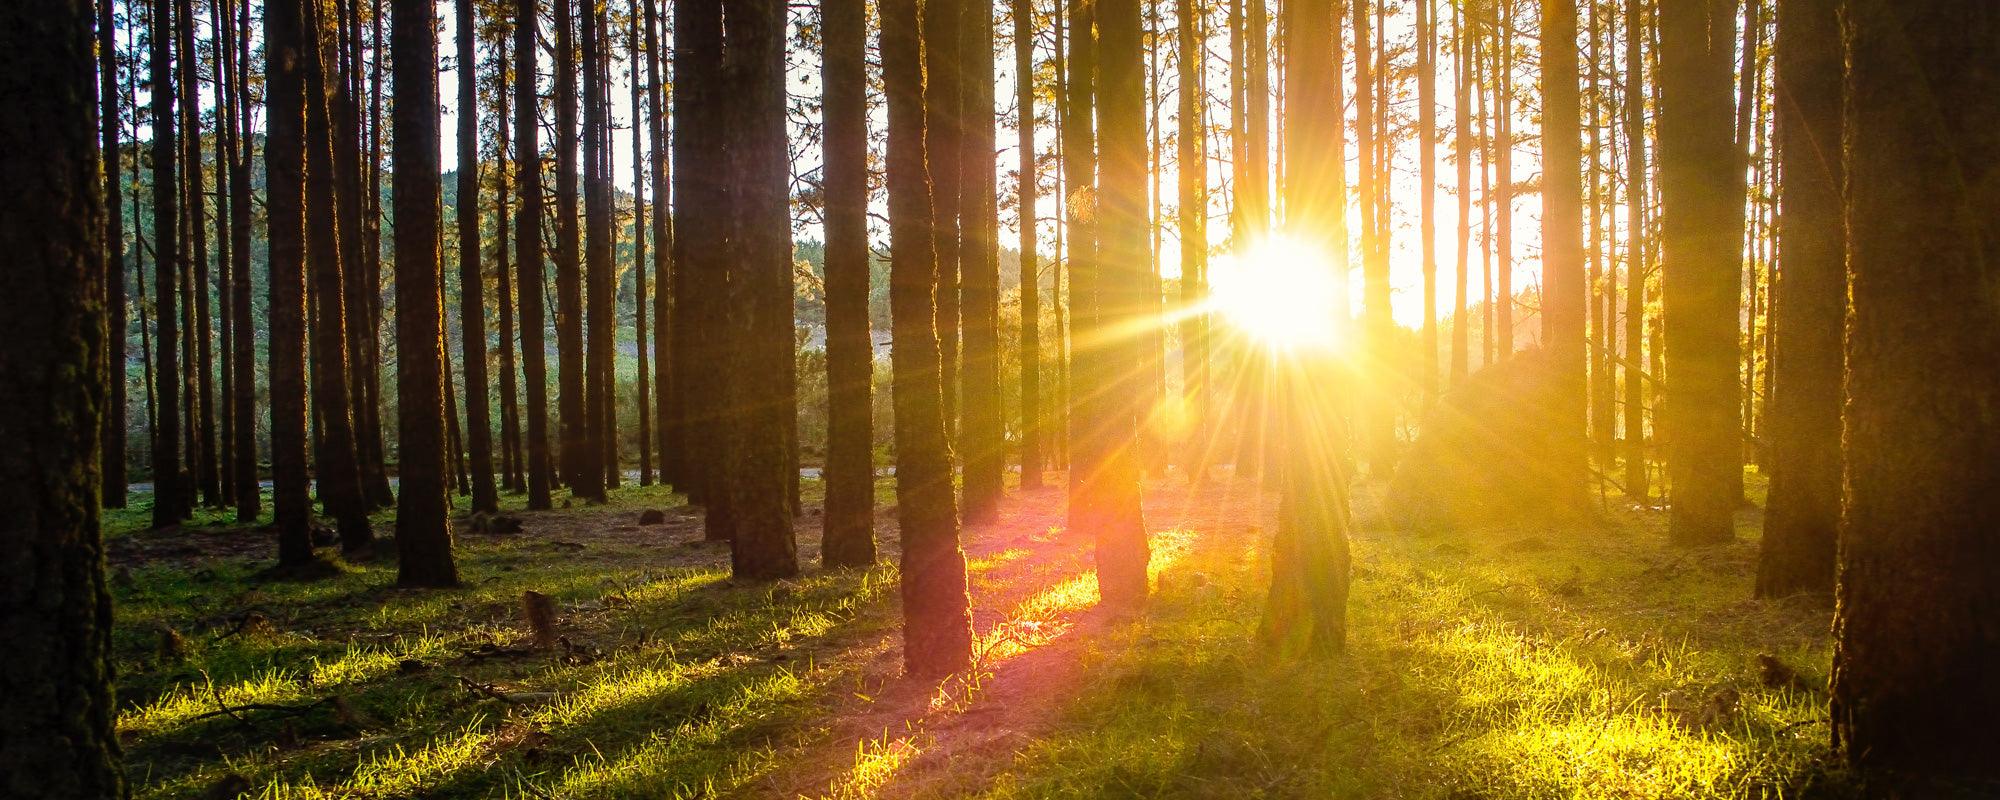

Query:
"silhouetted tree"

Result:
[[391, 0, 459, 588], [0, 5, 125, 794], [1754, 0, 1838, 599], [675, 0, 732, 537], [886, 0, 973, 677], [458, 0, 498, 513], [821, 0, 875, 567], [150, 0, 187, 529], [1656, 0, 1741, 545], [265, 0, 321, 568], [515, 0, 554, 510], [99, 0, 128, 510], [1018, 0, 1045, 489]]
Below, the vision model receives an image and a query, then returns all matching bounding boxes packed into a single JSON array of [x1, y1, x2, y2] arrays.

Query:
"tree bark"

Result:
[[149, 0, 187, 528], [515, 0, 554, 510], [334, 0, 392, 510], [0, 3, 126, 793], [629, 1, 651, 488], [1620, 0, 1648, 499], [391, 0, 460, 588], [493, 21, 524, 494], [926, 0, 964, 447], [1830, 0, 2000, 776], [554, 0, 599, 500], [177, 0, 219, 509], [644, 0, 675, 492], [675, 0, 732, 539], [582, 0, 615, 499], [99, 0, 128, 510], [822, 0, 875, 567], [1017, 0, 1045, 490], [224, 0, 259, 521], [1174, 0, 1206, 482], [1656, 0, 1741, 545], [1754, 0, 1839, 599], [888, 0, 973, 677], [457, 0, 498, 512], [1539, 0, 1588, 511], [960, 0, 1004, 520], [266, 0, 319, 567], [1450, 0, 1469, 386]]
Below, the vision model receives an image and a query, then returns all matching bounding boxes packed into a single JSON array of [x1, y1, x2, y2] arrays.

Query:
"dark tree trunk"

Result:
[[886, 0, 972, 678], [821, 0, 874, 567], [1173, 0, 1210, 482], [1621, 0, 1648, 499], [334, 0, 391, 510], [224, 0, 260, 521], [554, 0, 599, 500], [1418, 0, 1437, 401], [644, 0, 674, 493], [99, 0, 128, 510], [150, 0, 186, 528], [493, 24, 524, 494], [1086, 0, 1150, 610], [391, 0, 459, 588], [457, 0, 497, 512], [1829, 1, 2000, 777], [960, 0, 1003, 520], [359, 0, 394, 509], [0, 4, 125, 794], [515, 0, 554, 510], [925, 0, 963, 447], [1353, 0, 1393, 472], [629, 2, 651, 488], [1754, 0, 1839, 599], [1657, 0, 1741, 545], [265, 0, 319, 567], [719, 0, 798, 580], [582, 0, 615, 499], [303, 0, 374, 552], [213, 0, 236, 511], [177, 0, 219, 509], [1539, 0, 1588, 511], [1017, 0, 1044, 490], [674, 0, 732, 537]]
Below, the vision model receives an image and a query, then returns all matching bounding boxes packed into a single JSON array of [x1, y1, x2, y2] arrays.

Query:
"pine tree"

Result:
[[224, 0, 259, 521], [630, 0, 651, 487], [926, 0, 964, 445], [455, 0, 498, 513], [1830, 0, 2000, 775], [1656, 0, 1741, 545], [0, 4, 126, 793], [265, 0, 322, 569], [176, 0, 219, 509], [1754, 0, 1839, 599], [1620, 0, 1648, 499], [1418, 0, 1437, 400], [581, 0, 614, 500], [675, 0, 732, 539], [960, 0, 1005, 520], [149, 0, 187, 528], [391, 0, 459, 588], [1449, 0, 1470, 385], [99, 0, 127, 510], [333, 0, 392, 511], [886, 0, 973, 677], [821, 0, 875, 567], [516, 0, 555, 510], [1539, 0, 1587, 511], [554, 0, 597, 500], [493, 21, 525, 494], [644, 0, 674, 492], [1017, 0, 1045, 490]]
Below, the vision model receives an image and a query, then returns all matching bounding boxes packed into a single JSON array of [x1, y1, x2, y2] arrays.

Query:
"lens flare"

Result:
[[1209, 234, 1342, 349]]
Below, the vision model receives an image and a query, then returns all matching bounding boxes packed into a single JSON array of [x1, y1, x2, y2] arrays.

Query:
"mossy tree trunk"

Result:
[[0, 3, 125, 793]]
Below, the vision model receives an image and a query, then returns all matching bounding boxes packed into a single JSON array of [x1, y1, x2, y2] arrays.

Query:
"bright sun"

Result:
[[1208, 234, 1342, 349]]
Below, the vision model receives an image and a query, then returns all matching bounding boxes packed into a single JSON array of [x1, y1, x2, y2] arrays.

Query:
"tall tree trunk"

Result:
[[266, 0, 321, 567], [960, 0, 1004, 520], [99, 0, 128, 510], [822, 0, 874, 567], [1173, 0, 1206, 481], [582, 0, 616, 497], [886, 0, 973, 677], [645, 0, 675, 492], [515, 0, 554, 509], [358, 0, 393, 509], [304, 0, 374, 552], [554, 0, 598, 500], [629, 0, 651, 487], [1755, 0, 1839, 599], [1620, 0, 1648, 498], [1449, 0, 1469, 385], [391, 0, 459, 587], [1493, 0, 1513, 358], [1656, 0, 1741, 545], [227, 0, 258, 520], [1262, 0, 1351, 656], [720, 0, 799, 579], [0, 4, 126, 791], [926, 0, 964, 447], [1418, 0, 1437, 402], [178, 0, 219, 508], [457, 0, 498, 512], [1087, 0, 1151, 610], [1831, 0, 2000, 776], [1539, 0, 1588, 512], [1353, 0, 1391, 471], [150, 0, 187, 528], [211, 0, 236, 511], [493, 22, 524, 494], [675, 0, 731, 538], [335, 0, 391, 510]]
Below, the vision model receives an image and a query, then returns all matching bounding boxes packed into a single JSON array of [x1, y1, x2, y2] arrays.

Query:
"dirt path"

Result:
[[756, 473, 1279, 799]]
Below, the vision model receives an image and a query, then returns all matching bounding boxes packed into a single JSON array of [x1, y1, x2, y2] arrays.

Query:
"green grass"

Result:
[[113, 471, 1864, 799]]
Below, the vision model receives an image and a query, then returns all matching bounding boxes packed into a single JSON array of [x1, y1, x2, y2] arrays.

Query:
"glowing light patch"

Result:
[[1209, 234, 1342, 349]]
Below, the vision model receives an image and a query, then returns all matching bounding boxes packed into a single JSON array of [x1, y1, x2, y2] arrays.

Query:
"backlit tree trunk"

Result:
[[1754, 0, 1839, 599], [581, 0, 614, 499], [821, 0, 875, 567], [675, 0, 732, 537], [629, 1, 651, 487], [1450, 0, 1470, 385], [960, 0, 1004, 520], [225, 0, 259, 521], [1540, 0, 1588, 511], [554, 0, 598, 500], [516, 0, 554, 510], [644, 0, 675, 492], [1830, 0, 2000, 776], [1620, 0, 1648, 499], [458, 0, 498, 513], [1017, 0, 1044, 490], [926, 0, 964, 445], [1656, 0, 1741, 545], [391, 0, 459, 588], [1174, 0, 1206, 480], [266, 0, 319, 567], [887, 0, 974, 677], [0, 7, 125, 793]]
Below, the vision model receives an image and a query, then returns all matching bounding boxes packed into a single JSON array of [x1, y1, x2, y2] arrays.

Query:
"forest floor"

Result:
[[105, 469, 1862, 799]]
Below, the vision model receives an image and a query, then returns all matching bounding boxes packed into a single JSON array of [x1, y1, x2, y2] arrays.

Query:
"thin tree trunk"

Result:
[[1621, 0, 1647, 498], [1830, 0, 2000, 775], [822, 0, 874, 566], [335, 0, 391, 510], [645, 0, 675, 491], [391, 0, 459, 587], [516, 0, 554, 509], [555, 0, 599, 500], [1173, 0, 1206, 482], [457, 0, 497, 512], [178, 0, 219, 508], [1418, 0, 1437, 402], [582, 0, 616, 496], [629, 0, 651, 487], [99, 0, 128, 509], [494, 20, 524, 494], [1493, 0, 1512, 358], [0, 4, 125, 789], [1539, 0, 1588, 512], [1449, 0, 1469, 385], [150, 0, 186, 527]]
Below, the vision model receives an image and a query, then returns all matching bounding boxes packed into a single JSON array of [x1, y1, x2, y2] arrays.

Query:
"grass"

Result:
[[109, 470, 1865, 799]]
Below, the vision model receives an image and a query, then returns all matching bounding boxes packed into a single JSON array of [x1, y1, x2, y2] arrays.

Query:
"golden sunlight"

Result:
[[1208, 234, 1343, 350]]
